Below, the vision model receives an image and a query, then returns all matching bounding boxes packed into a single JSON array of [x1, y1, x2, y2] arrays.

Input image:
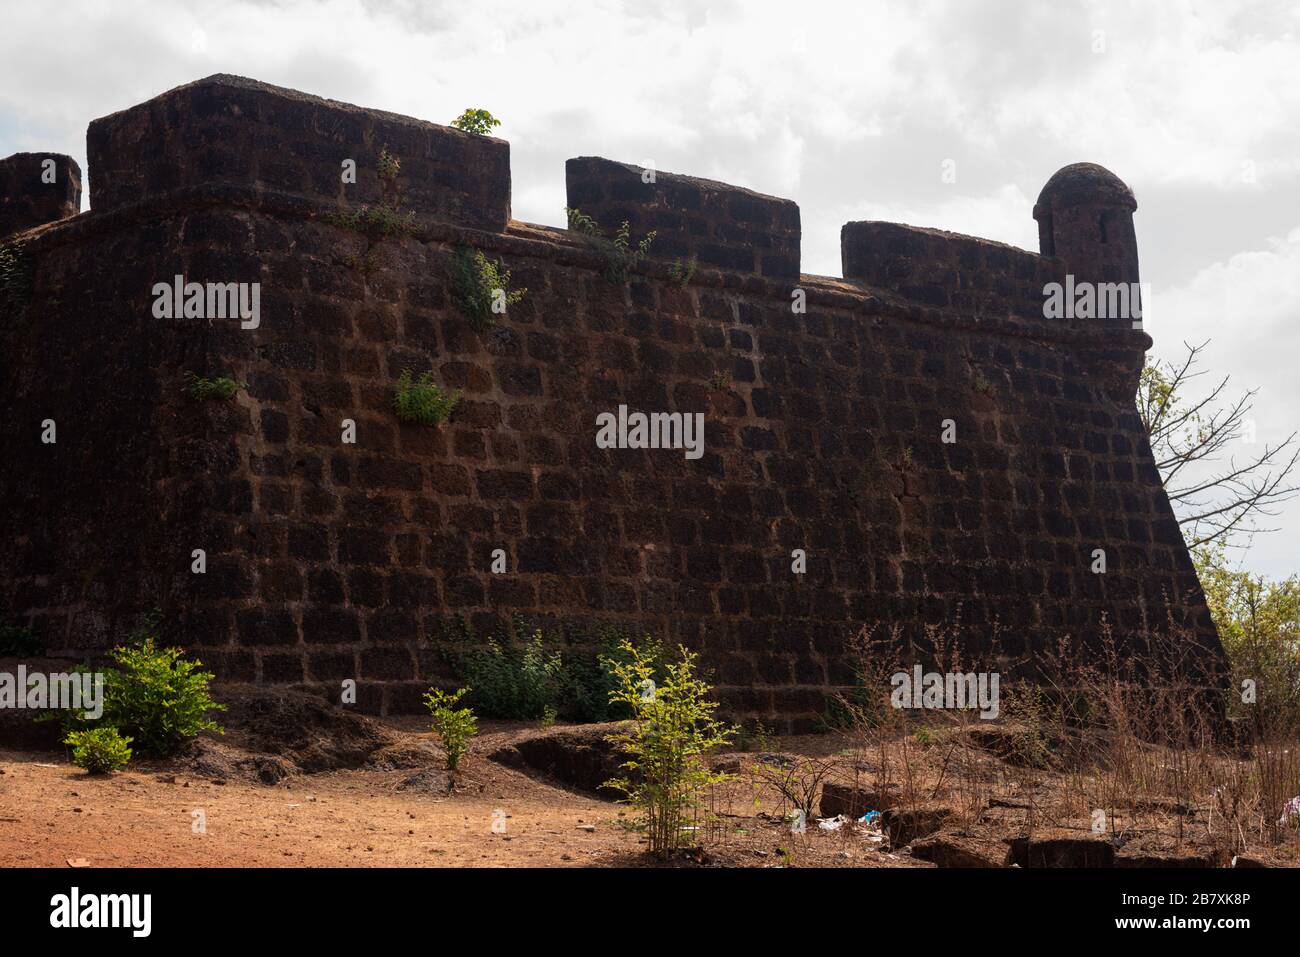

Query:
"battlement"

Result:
[[565, 156, 801, 279], [10, 74, 1142, 337], [0, 76, 1218, 729], [84, 74, 510, 230], [0, 152, 81, 236], [842, 220, 1066, 320]]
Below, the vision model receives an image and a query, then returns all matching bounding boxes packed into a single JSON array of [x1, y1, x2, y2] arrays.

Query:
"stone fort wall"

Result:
[[0, 75, 1222, 728]]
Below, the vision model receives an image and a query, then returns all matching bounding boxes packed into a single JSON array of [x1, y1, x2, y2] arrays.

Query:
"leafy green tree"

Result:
[[1194, 546, 1300, 733], [451, 108, 501, 136], [604, 641, 736, 857]]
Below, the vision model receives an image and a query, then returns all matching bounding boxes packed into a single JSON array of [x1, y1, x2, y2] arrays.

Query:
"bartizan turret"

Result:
[[1034, 162, 1139, 289]]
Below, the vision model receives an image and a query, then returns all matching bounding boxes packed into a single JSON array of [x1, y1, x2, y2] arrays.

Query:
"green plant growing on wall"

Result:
[[184, 372, 243, 401], [437, 618, 664, 723], [423, 687, 477, 772], [668, 256, 697, 287], [341, 246, 382, 276], [451, 108, 502, 136], [564, 206, 656, 283], [331, 202, 417, 240], [0, 619, 42, 656], [603, 640, 737, 858], [458, 633, 562, 720], [65, 726, 133, 774], [394, 369, 460, 425], [451, 247, 527, 332], [376, 147, 401, 196], [327, 147, 417, 265], [0, 239, 33, 320]]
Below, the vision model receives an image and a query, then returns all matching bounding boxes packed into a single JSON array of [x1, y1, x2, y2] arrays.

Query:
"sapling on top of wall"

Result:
[[450, 108, 501, 136], [394, 369, 460, 426], [450, 247, 527, 332]]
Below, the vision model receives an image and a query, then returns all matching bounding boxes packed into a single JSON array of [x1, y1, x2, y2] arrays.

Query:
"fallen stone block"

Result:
[[1007, 830, 1115, 867], [910, 831, 1009, 867], [818, 780, 898, 817], [883, 804, 952, 848]]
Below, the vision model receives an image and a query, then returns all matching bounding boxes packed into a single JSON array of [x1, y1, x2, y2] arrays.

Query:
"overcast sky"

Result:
[[3, 0, 1297, 579]]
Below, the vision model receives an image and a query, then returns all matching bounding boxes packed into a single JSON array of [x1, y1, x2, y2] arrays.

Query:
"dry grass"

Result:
[[818, 616, 1300, 862]]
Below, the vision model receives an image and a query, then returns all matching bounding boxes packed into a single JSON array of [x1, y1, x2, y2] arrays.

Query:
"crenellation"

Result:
[[0, 152, 82, 238], [86, 74, 511, 230], [565, 156, 800, 279]]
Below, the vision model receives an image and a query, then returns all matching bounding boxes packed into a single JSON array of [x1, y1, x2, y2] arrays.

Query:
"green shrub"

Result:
[[562, 630, 665, 723], [66, 726, 133, 774], [604, 641, 737, 857], [394, 369, 460, 425], [424, 687, 477, 771], [451, 108, 501, 136], [327, 148, 417, 241], [184, 372, 243, 401], [434, 618, 668, 722], [329, 203, 417, 240], [564, 207, 656, 283], [99, 615, 225, 756], [0, 620, 42, 656], [460, 633, 562, 720], [451, 247, 527, 331]]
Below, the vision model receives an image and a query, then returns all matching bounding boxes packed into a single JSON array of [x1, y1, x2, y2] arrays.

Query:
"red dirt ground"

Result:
[[0, 721, 916, 869]]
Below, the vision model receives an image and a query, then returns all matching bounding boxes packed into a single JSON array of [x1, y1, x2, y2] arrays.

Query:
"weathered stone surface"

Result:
[[0, 153, 81, 238], [87, 74, 510, 230], [566, 156, 799, 279]]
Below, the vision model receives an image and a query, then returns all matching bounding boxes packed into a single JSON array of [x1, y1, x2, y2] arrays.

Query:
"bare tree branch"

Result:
[[1140, 341, 1300, 550]]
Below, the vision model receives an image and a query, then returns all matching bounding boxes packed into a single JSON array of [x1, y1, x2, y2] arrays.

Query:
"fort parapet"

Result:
[[0, 75, 1222, 729]]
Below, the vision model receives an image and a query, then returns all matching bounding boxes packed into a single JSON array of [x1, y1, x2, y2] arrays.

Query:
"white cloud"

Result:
[[1149, 228, 1300, 578], [3, 0, 1299, 575]]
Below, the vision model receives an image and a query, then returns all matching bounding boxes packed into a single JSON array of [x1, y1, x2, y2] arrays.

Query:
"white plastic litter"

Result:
[[1279, 796, 1300, 826]]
